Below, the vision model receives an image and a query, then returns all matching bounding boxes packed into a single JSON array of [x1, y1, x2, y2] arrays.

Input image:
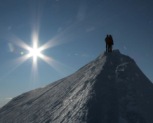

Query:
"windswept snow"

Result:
[[0, 49, 153, 123]]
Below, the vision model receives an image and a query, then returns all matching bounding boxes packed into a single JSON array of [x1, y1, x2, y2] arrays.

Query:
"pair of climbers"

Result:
[[105, 34, 114, 53]]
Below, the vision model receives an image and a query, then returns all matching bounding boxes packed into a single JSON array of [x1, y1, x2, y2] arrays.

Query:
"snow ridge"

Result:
[[0, 50, 153, 123]]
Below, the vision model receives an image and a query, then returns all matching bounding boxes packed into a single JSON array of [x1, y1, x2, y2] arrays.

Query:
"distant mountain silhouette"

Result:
[[0, 50, 153, 123]]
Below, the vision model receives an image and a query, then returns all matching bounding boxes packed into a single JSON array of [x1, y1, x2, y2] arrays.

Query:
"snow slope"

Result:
[[0, 50, 153, 123]]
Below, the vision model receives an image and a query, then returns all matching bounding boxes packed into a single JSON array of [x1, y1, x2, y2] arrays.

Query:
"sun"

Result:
[[10, 33, 58, 69], [7, 30, 68, 76], [28, 41, 42, 64]]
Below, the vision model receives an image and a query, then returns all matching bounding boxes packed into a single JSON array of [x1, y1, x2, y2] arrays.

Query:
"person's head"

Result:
[[109, 35, 112, 38]]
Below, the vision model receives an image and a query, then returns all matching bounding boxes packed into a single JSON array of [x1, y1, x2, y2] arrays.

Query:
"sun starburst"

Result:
[[27, 41, 42, 64], [4, 20, 74, 82]]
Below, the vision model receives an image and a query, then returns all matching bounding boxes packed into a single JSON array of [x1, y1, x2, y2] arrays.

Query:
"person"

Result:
[[105, 34, 114, 52], [105, 35, 109, 52]]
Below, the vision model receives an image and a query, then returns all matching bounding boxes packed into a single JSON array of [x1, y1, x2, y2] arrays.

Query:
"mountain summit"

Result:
[[0, 50, 153, 123]]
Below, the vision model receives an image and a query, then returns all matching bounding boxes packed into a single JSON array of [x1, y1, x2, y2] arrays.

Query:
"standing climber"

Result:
[[105, 34, 114, 52]]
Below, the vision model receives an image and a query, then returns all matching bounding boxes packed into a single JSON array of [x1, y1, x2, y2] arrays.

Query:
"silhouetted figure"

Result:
[[105, 34, 114, 52], [105, 35, 109, 52]]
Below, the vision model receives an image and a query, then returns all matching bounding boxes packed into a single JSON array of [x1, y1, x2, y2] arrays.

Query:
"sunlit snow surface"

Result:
[[0, 50, 153, 123]]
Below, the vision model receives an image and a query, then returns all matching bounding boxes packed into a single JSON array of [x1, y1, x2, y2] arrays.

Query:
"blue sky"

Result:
[[0, 0, 153, 107]]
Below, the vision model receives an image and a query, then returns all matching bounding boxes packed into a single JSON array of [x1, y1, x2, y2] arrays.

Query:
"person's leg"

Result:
[[106, 44, 108, 52], [108, 45, 112, 52], [110, 45, 112, 52], [108, 45, 110, 52]]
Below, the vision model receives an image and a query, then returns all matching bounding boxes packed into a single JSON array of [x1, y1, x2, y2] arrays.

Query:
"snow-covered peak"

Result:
[[0, 50, 153, 123]]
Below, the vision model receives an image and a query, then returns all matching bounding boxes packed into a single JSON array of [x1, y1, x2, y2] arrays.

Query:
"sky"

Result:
[[0, 0, 153, 107]]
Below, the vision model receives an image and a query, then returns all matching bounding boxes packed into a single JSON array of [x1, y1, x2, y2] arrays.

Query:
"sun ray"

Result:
[[38, 53, 73, 76], [4, 27, 72, 79], [0, 54, 31, 81]]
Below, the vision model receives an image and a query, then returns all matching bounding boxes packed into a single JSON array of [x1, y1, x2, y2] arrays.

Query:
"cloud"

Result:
[[5, 97, 12, 100], [8, 26, 12, 31], [81, 53, 89, 58], [67, 53, 93, 59], [8, 42, 15, 52], [77, 1, 88, 21], [86, 26, 95, 32], [75, 53, 92, 58]]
